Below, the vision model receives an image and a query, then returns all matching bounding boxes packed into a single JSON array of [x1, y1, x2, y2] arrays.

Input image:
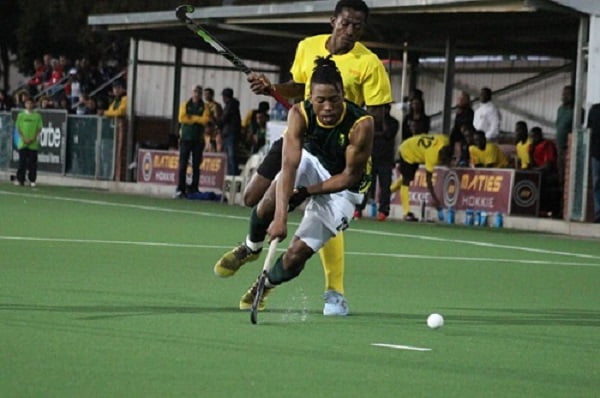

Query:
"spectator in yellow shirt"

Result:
[[103, 81, 127, 117], [469, 130, 509, 168], [515, 121, 531, 169]]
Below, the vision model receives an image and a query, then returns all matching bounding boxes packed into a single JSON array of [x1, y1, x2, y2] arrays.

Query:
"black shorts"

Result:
[[257, 137, 283, 180], [399, 156, 419, 184]]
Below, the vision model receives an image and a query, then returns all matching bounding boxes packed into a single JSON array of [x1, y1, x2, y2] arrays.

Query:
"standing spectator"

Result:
[[0, 89, 14, 111], [515, 121, 531, 169], [401, 96, 430, 141], [354, 103, 398, 221], [175, 85, 212, 198], [242, 101, 270, 131], [102, 81, 127, 117], [450, 90, 474, 155], [203, 87, 223, 152], [14, 96, 43, 187], [473, 87, 501, 142], [469, 130, 509, 168], [588, 103, 600, 223], [219, 87, 241, 175], [529, 126, 560, 217], [555, 85, 574, 187]]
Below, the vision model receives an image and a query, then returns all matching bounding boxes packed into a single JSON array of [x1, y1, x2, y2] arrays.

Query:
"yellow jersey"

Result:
[[515, 138, 531, 169], [290, 34, 393, 106], [469, 143, 510, 168], [399, 134, 450, 172]]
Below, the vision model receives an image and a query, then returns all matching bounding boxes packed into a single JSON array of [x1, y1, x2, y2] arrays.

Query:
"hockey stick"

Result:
[[175, 4, 292, 110], [250, 238, 279, 325]]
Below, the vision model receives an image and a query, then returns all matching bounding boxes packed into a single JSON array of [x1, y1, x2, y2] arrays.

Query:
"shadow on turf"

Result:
[[0, 303, 323, 320]]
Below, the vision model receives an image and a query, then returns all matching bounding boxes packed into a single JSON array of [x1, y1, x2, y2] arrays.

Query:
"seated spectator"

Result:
[[529, 126, 561, 217], [102, 81, 127, 117], [0, 89, 14, 111], [247, 110, 268, 154], [38, 95, 54, 109], [514, 121, 531, 169], [242, 101, 269, 131], [469, 130, 509, 168]]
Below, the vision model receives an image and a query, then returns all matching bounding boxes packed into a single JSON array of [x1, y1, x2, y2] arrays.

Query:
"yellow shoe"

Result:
[[390, 178, 402, 192], [239, 279, 274, 311], [214, 243, 261, 277]]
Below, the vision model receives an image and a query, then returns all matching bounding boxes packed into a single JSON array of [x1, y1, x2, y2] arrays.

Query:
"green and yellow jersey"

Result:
[[515, 138, 532, 169], [399, 134, 450, 172], [469, 142, 510, 168], [290, 34, 392, 106], [300, 99, 372, 192]]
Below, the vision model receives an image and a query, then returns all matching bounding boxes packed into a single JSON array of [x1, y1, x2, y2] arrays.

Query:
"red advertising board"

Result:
[[137, 149, 226, 191], [390, 167, 540, 215]]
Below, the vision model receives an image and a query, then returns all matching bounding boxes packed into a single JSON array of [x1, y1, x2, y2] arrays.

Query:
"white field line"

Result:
[[2, 189, 599, 262], [371, 343, 432, 352], [1, 235, 599, 268]]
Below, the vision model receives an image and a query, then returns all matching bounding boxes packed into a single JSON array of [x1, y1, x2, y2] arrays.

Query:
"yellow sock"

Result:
[[400, 185, 410, 215], [319, 232, 345, 294], [390, 177, 403, 192]]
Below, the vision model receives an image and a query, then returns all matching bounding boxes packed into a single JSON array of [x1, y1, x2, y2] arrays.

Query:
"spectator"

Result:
[[38, 95, 53, 109], [67, 68, 82, 107], [588, 103, 600, 223], [218, 87, 241, 175], [529, 126, 560, 217], [555, 85, 574, 187], [43, 58, 64, 98], [473, 87, 501, 142], [401, 96, 430, 141], [515, 121, 531, 169], [355, 103, 398, 221], [469, 130, 509, 168], [175, 85, 212, 198], [242, 101, 270, 131], [203, 87, 223, 152], [14, 96, 43, 187], [84, 96, 99, 115], [27, 58, 46, 95], [102, 81, 127, 117], [456, 123, 475, 167], [0, 89, 14, 111], [450, 90, 474, 157], [247, 110, 268, 154]]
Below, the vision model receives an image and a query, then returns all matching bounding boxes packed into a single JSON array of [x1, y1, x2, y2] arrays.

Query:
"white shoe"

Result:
[[13, 180, 21, 186], [30, 182, 36, 188], [323, 290, 349, 316]]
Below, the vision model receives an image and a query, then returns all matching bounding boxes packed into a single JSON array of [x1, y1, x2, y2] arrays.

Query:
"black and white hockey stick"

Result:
[[250, 238, 279, 325], [175, 4, 292, 110]]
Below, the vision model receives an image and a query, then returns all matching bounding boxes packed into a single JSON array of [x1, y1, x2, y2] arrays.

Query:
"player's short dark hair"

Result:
[[310, 56, 343, 93], [204, 88, 214, 95], [334, 0, 369, 20]]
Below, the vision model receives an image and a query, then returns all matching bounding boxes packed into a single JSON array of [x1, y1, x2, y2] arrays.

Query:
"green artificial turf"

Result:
[[1, 183, 599, 397]]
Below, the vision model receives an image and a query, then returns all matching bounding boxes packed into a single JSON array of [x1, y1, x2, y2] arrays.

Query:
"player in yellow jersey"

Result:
[[469, 130, 510, 168], [391, 134, 452, 221], [514, 121, 532, 169], [214, 0, 392, 316]]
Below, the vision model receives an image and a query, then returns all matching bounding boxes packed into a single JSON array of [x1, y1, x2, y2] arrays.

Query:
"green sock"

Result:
[[248, 206, 271, 243], [267, 255, 303, 285]]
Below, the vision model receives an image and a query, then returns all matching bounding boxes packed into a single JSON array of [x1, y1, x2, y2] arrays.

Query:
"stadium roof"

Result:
[[88, 0, 593, 68]]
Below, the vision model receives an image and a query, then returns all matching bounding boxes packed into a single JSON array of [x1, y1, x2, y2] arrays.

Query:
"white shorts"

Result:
[[279, 149, 363, 252]]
